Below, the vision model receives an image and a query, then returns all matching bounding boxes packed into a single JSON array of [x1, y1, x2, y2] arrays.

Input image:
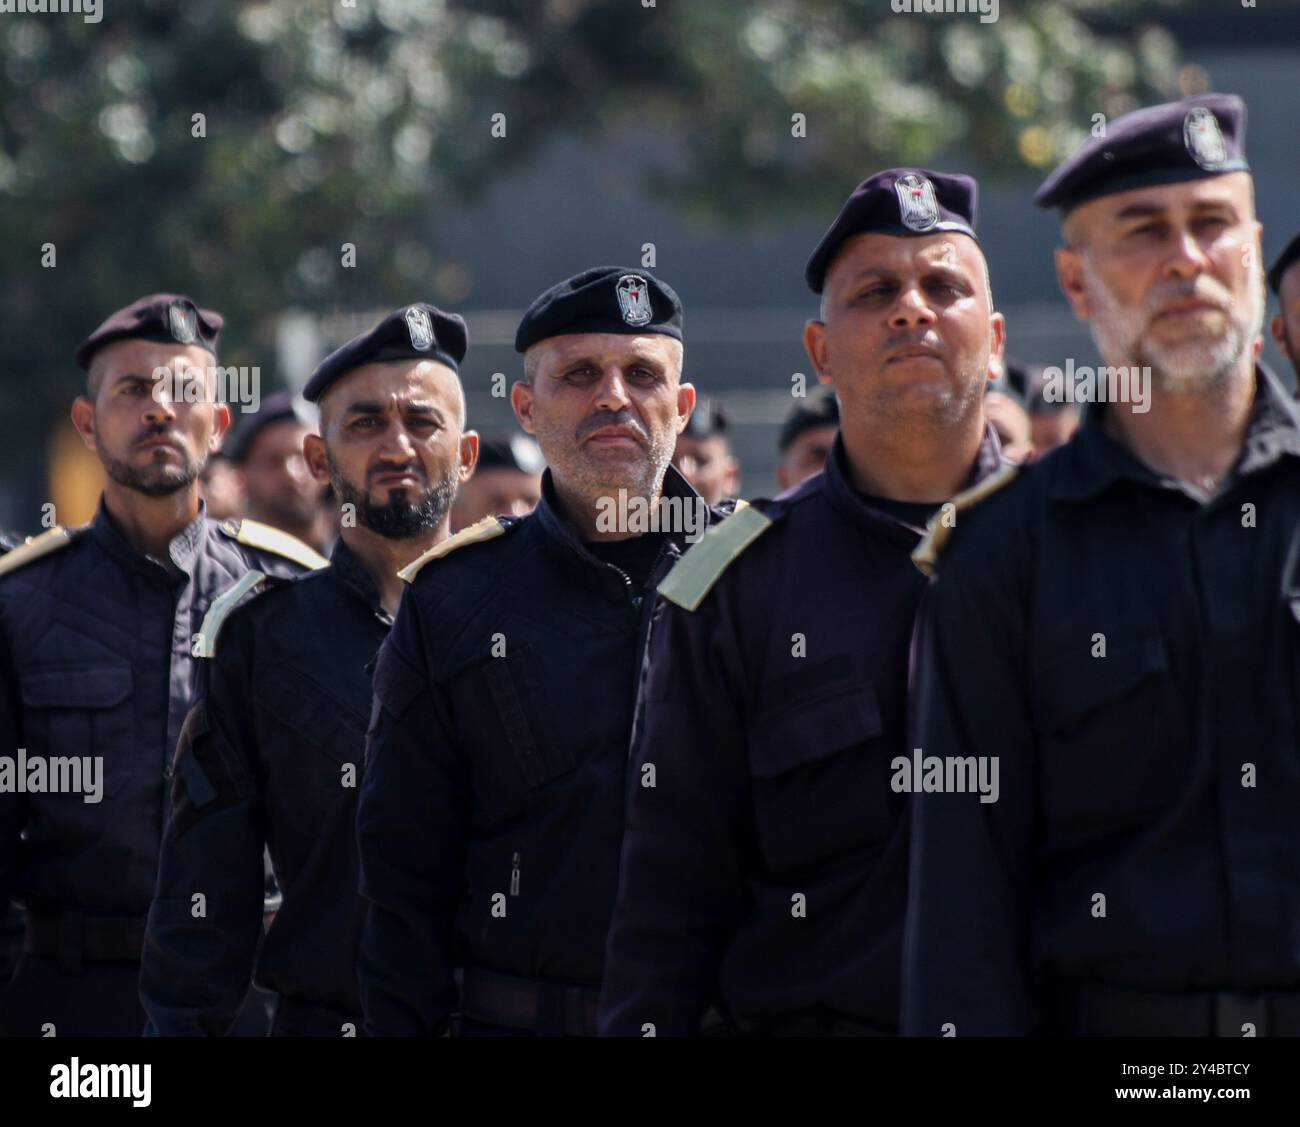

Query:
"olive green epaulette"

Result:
[[398, 516, 514, 584], [657, 499, 775, 612], [195, 569, 296, 658], [0, 526, 82, 580], [217, 517, 329, 571], [912, 463, 1019, 578]]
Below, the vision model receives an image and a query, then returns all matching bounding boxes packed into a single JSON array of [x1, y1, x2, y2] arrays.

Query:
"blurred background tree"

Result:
[[3, 0, 1291, 520]]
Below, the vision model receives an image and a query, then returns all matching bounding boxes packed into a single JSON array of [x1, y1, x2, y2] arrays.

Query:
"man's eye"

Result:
[[353, 417, 380, 429], [1127, 224, 1163, 239]]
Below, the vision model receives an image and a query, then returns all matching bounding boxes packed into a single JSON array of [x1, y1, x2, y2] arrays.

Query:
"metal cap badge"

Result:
[[895, 174, 940, 232], [404, 305, 435, 351], [1183, 107, 1228, 170], [168, 300, 198, 345], [616, 274, 654, 327]]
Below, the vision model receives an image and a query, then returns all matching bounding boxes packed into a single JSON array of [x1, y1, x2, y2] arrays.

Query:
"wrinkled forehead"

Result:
[[324, 358, 462, 411], [826, 230, 988, 285], [94, 338, 214, 386], [1064, 170, 1256, 242], [534, 331, 683, 373]]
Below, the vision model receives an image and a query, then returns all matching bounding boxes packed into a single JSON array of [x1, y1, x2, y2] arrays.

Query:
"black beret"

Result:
[[304, 303, 468, 403], [1268, 232, 1300, 297], [75, 293, 222, 371], [224, 391, 314, 464], [475, 433, 545, 475], [1034, 93, 1248, 214], [515, 266, 683, 353], [682, 396, 728, 439], [806, 168, 979, 294], [779, 388, 840, 453]]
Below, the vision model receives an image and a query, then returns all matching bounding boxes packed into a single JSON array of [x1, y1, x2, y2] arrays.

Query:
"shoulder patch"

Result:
[[0, 527, 78, 580], [219, 518, 328, 571], [195, 570, 269, 658], [912, 463, 1019, 578], [657, 500, 774, 612], [398, 516, 510, 584]]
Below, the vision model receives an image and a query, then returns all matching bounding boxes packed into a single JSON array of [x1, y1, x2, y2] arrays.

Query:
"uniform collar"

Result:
[[533, 463, 700, 593], [90, 496, 209, 579], [1050, 363, 1300, 504], [329, 537, 390, 622], [821, 423, 1005, 537]]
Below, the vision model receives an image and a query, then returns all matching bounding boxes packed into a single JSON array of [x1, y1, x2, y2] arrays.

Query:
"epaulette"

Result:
[[218, 517, 329, 571], [398, 516, 513, 584], [657, 499, 775, 612], [912, 463, 1019, 578], [0, 526, 81, 580], [195, 569, 295, 658]]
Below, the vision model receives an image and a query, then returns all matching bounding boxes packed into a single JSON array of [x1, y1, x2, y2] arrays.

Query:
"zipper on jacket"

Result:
[[509, 851, 521, 897]]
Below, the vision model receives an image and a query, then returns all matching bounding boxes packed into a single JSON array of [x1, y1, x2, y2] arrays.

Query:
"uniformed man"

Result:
[[902, 94, 1300, 1036], [0, 294, 326, 1036], [599, 169, 1007, 1037], [227, 391, 331, 553], [672, 396, 741, 503], [448, 432, 543, 532], [775, 386, 839, 490], [1267, 233, 1300, 385], [140, 304, 475, 1036], [356, 267, 732, 1036]]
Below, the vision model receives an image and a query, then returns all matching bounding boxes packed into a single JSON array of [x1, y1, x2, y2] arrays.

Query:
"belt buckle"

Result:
[[1214, 992, 1267, 1037]]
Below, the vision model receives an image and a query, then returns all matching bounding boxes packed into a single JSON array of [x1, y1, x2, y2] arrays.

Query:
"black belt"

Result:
[[23, 909, 146, 973], [271, 996, 364, 1038], [459, 966, 600, 1037], [1045, 981, 1300, 1036]]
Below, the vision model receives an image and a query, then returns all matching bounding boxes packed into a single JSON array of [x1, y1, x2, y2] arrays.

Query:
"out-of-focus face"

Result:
[[308, 359, 475, 539], [776, 422, 838, 491], [1271, 263, 1300, 381], [1030, 406, 1081, 455], [240, 419, 321, 530], [672, 433, 738, 504], [1056, 172, 1264, 395], [512, 332, 694, 503], [983, 391, 1033, 465], [450, 467, 542, 532], [73, 338, 229, 496], [198, 458, 245, 520], [805, 231, 1003, 429]]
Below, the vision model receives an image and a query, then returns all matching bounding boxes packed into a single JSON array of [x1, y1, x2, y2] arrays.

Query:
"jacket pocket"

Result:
[[479, 647, 575, 791], [255, 664, 367, 829], [19, 663, 134, 797], [747, 684, 892, 877], [1032, 634, 1180, 826]]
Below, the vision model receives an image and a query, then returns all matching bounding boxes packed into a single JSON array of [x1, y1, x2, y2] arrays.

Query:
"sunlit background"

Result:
[[1, 0, 1297, 528]]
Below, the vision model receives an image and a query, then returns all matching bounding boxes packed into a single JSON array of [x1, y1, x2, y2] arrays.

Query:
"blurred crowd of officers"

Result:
[[3, 91, 1300, 1040]]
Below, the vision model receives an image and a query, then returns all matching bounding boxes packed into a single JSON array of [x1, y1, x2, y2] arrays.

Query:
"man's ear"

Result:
[[511, 381, 535, 435], [675, 382, 697, 435], [803, 319, 830, 381], [1055, 246, 1093, 321], [987, 311, 1007, 384], [459, 430, 480, 483], [303, 432, 331, 486], [1272, 314, 1292, 361], [70, 397, 97, 452], [208, 402, 232, 450]]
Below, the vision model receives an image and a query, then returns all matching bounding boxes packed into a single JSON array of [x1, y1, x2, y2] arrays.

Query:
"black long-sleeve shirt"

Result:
[[903, 366, 1300, 1035], [141, 540, 388, 1035]]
